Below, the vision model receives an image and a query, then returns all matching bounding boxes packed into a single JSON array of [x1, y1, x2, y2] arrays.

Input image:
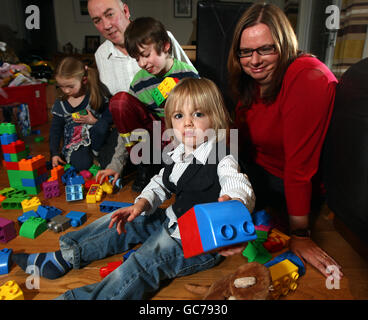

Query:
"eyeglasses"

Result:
[[237, 45, 277, 58]]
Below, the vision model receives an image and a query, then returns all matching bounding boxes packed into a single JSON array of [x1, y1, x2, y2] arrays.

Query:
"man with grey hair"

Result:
[[88, 0, 194, 191]]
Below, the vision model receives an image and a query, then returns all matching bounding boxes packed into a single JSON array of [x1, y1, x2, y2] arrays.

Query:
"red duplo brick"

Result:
[[2, 160, 20, 170], [1, 140, 25, 154], [37, 165, 47, 176]]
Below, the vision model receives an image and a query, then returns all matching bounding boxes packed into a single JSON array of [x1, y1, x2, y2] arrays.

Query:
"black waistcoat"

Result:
[[162, 143, 228, 219]]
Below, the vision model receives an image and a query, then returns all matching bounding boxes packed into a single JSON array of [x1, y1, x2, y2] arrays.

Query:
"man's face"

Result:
[[88, 0, 130, 47]]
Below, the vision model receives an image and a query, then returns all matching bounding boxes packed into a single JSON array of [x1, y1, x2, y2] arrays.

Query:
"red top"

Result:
[[236, 56, 337, 216]]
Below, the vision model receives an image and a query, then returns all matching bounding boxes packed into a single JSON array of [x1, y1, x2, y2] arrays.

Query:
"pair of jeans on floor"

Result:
[[56, 209, 224, 300]]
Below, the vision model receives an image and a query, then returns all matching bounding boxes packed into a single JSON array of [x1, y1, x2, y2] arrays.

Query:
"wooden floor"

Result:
[[1, 121, 368, 300]]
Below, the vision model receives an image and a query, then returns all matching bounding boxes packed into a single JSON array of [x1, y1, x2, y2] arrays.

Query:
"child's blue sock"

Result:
[[12, 251, 72, 280]]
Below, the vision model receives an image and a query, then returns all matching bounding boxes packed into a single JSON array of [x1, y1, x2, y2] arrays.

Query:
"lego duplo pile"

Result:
[[1, 123, 48, 195]]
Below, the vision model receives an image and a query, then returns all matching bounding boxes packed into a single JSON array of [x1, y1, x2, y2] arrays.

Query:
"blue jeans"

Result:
[[56, 209, 224, 300]]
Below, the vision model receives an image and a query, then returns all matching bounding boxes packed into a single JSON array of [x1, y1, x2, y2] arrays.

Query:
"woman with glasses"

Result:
[[228, 3, 343, 280]]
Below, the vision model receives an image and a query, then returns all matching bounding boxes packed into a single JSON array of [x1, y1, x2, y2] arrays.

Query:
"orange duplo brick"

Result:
[[18, 155, 46, 171], [0, 194, 6, 205], [50, 165, 64, 182]]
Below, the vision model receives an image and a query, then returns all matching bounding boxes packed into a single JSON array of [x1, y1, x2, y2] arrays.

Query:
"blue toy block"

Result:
[[0, 133, 18, 145], [21, 178, 37, 187], [65, 184, 84, 201], [66, 211, 87, 227], [66, 175, 85, 186], [35, 173, 49, 186], [196, 201, 257, 252], [3, 153, 12, 162], [264, 250, 306, 276], [99, 201, 132, 213], [18, 210, 40, 224], [0, 248, 13, 275], [61, 167, 78, 184], [252, 210, 271, 226], [123, 249, 136, 261], [37, 205, 62, 220]]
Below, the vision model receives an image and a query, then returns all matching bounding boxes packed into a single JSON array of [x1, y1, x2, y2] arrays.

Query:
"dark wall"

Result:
[[21, 0, 58, 60]]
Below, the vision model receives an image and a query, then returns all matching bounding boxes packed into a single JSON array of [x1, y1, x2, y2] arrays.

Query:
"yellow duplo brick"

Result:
[[101, 181, 113, 194], [86, 184, 104, 203], [269, 259, 299, 298], [158, 77, 177, 98], [21, 196, 41, 212], [0, 281, 24, 300]]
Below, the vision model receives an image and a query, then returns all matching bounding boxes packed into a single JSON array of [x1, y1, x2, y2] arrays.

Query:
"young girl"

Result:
[[13, 78, 255, 300], [49, 57, 112, 172]]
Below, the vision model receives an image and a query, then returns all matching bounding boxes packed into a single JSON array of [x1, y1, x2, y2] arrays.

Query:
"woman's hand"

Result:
[[52, 155, 66, 167], [96, 169, 120, 186], [289, 235, 343, 279], [73, 109, 97, 125]]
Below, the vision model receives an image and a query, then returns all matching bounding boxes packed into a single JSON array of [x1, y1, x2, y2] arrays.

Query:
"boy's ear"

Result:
[[163, 41, 171, 54]]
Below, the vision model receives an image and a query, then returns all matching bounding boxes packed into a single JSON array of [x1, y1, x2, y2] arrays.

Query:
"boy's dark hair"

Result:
[[124, 17, 172, 59]]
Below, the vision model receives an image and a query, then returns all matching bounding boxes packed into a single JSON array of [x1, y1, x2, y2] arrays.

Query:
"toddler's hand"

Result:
[[218, 244, 247, 257], [108, 205, 142, 235]]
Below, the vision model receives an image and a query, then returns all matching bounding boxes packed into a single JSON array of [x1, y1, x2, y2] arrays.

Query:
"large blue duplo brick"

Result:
[[194, 200, 257, 253]]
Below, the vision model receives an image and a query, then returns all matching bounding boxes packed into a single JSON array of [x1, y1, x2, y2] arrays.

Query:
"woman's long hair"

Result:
[[227, 3, 299, 108]]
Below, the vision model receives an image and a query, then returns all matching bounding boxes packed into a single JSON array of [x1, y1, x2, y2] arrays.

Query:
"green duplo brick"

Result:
[[17, 185, 41, 195], [0, 123, 16, 135], [19, 216, 47, 239], [7, 149, 29, 162], [1, 197, 28, 210], [89, 164, 100, 176], [7, 169, 38, 180], [255, 230, 269, 243], [8, 190, 27, 198], [0, 187, 16, 197], [152, 88, 165, 106]]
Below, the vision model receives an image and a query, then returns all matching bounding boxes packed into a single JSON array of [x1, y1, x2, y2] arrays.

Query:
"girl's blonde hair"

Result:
[[165, 78, 231, 141], [55, 57, 110, 110]]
